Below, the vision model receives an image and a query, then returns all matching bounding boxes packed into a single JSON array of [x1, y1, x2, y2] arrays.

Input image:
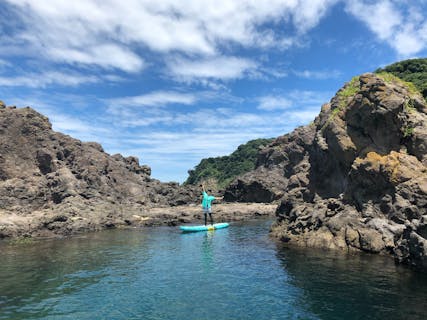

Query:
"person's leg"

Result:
[[203, 207, 208, 225], [209, 208, 214, 225]]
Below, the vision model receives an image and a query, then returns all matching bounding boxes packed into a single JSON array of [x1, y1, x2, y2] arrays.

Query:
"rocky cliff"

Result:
[[225, 73, 427, 270], [0, 102, 199, 238]]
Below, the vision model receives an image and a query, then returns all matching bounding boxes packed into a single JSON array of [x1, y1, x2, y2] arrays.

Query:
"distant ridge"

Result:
[[185, 138, 274, 189]]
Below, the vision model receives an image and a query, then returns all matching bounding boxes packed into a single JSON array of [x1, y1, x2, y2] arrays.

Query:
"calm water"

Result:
[[1, 220, 426, 320]]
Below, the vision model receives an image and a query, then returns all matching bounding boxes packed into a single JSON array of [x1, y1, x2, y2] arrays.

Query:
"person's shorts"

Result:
[[203, 207, 212, 214]]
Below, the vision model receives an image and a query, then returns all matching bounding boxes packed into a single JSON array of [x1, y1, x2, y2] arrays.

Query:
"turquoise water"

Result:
[[0, 220, 426, 320]]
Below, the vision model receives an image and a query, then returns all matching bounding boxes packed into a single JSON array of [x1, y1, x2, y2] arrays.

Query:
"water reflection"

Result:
[[201, 231, 214, 271], [276, 245, 427, 320]]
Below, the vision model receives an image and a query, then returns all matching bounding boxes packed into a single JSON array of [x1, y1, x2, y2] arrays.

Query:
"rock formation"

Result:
[[225, 73, 427, 270], [0, 103, 200, 238]]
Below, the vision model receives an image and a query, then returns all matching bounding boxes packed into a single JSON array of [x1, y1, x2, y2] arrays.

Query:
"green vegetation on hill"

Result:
[[375, 58, 427, 99], [185, 138, 274, 189]]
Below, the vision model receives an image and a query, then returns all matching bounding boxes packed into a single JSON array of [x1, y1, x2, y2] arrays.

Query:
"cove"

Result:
[[0, 220, 426, 320]]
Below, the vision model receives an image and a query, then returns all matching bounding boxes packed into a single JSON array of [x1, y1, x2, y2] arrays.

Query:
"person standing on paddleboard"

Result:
[[201, 184, 223, 225]]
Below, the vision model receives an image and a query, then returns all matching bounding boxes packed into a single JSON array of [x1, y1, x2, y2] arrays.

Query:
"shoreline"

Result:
[[0, 202, 278, 240]]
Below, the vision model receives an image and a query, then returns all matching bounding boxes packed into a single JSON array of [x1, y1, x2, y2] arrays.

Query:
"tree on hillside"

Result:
[[185, 138, 274, 189], [375, 58, 427, 99]]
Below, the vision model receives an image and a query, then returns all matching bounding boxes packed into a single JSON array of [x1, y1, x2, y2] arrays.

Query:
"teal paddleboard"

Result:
[[180, 222, 229, 233]]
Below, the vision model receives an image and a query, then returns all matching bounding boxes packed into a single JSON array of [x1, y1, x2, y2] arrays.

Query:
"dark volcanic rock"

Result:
[[228, 74, 427, 270], [225, 125, 315, 202], [224, 167, 286, 203], [0, 105, 199, 238]]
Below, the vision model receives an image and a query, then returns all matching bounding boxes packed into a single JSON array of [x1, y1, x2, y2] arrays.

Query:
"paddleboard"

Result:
[[180, 222, 229, 233]]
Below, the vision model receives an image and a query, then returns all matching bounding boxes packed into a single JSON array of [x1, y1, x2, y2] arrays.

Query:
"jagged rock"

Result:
[[225, 125, 315, 202], [0, 105, 200, 238], [230, 73, 427, 270], [224, 167, 286, 202]]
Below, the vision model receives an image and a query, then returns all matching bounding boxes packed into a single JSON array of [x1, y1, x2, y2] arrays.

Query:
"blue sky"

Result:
[[1, 0, 427, 182]]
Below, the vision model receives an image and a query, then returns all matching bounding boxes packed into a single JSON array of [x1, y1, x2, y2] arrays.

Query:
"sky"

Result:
[[1, 0, 427, 182]]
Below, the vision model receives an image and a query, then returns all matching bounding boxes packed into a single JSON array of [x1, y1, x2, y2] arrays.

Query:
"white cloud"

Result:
[[393, 27, 425, 56], [106, 102, 323, 181], [105, 88, 331, 129], [2, 0, 425, 77], [107, 107, 269, 129], [256, 89, 331, 112], [47, 44, 145, 73], [3, 0, 340, 73], [257, 96, 293, 110], [50, 114, 98, 136], [346, 1, 401, 40], [288, 89, 333, 105], [293, 0, 339, 33], [108, 91, 197, 108], [167, 56, 257, 82], [0, 71, 101, 88], [345, 0, 427, 56], [293, 69, 341, 79], [284, 106, 320, 123], [259, 67, 288, 79], [115, 130, 267, 181]]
